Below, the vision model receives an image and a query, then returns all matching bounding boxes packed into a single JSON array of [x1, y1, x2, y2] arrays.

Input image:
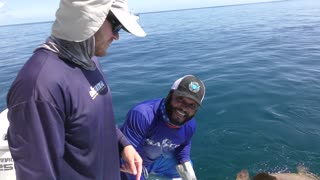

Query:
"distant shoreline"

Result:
[[0, 0, 287, 27]]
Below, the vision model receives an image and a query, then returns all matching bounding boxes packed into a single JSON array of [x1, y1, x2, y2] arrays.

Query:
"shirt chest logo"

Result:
[[145, 138, 180, 151], [89, 81, 106, 100]]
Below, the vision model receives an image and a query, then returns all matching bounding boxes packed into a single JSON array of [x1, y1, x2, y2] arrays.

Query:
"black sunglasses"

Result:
[[106, 12, 123, 34]]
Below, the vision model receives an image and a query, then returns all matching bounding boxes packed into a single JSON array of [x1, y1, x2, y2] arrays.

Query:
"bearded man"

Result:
[[120, 75, 205, 180]]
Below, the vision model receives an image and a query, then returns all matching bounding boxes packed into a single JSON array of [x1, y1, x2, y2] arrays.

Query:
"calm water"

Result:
[[0, 0, 320, 179]]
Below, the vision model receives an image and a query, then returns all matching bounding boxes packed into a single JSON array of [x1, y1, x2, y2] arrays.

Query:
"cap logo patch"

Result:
[[189, 81, 200, 93]]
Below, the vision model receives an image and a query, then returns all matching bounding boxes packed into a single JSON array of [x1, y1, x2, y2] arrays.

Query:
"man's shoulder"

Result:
[[133, 98, 163, 109], [128, 98, 163, 120], [19, 49, 65, 78], [7, 49, 72, 107], [183, 118, 197, 130]]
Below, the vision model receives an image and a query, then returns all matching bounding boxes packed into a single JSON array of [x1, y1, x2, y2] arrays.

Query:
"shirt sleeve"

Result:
[[117, 127, 131, 153], [7, 100, 65, 180], [175, 121, 196, 164], [175, 140, 192, 164], [120, 110, 150, 155]]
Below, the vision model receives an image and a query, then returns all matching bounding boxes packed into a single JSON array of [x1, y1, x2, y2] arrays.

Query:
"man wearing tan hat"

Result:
[[6, 0, 146, 180]]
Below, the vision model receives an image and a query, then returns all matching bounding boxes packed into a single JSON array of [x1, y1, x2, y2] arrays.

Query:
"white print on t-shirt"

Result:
[[89, 81, 106, 100], [145, 138, 180, 151]]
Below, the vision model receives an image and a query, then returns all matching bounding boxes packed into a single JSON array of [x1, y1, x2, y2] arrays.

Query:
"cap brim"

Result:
[[110, 8, 146, 37], [173, 90, 202, 106]]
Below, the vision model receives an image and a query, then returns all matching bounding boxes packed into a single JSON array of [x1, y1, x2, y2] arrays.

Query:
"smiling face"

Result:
[[166, 92, 199, 126], [94, 19, 119, 57]]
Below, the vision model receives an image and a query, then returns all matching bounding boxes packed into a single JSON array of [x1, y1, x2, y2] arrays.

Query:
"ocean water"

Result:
[[0, 0, 320, 179]]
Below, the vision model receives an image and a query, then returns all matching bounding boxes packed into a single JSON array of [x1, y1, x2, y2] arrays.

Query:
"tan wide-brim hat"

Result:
[[52, 0, 146, 42], [52, 0, 112, 42]]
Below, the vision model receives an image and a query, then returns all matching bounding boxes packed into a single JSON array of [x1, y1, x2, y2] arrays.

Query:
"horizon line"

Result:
[[139, 0, 287, 15], [0, 0, 288, 27]]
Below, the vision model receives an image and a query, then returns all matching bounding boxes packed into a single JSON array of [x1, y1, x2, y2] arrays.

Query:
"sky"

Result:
[[0, 0, 281, 26]]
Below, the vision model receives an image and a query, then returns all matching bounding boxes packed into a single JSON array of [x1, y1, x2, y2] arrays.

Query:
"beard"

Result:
[[165, 92, 194, 126]]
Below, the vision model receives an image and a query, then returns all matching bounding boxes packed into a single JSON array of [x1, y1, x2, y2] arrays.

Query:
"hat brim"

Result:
[[173, 90, 202, 106], [110, 8, 146, 37]]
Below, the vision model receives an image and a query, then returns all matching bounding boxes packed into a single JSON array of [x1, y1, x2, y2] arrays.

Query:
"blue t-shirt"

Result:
[[7, 49, 129, 180], [120, 98, 196, 172]]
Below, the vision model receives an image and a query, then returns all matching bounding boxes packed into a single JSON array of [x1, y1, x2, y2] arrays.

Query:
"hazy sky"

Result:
[[0, 0, 280, 26]]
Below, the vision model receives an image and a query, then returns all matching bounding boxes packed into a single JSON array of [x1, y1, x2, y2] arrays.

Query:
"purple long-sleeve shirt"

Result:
[[6, 48, 129, 180]]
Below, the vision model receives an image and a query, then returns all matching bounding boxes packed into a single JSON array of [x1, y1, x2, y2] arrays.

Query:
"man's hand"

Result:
[[121, 145, 142, 180]]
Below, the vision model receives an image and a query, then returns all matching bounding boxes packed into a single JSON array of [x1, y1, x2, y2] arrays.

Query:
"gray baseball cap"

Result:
[[171, 75, 205, 105]]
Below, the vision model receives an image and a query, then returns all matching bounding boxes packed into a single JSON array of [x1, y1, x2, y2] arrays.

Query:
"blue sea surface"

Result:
[[0, 0, 320, 179]]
